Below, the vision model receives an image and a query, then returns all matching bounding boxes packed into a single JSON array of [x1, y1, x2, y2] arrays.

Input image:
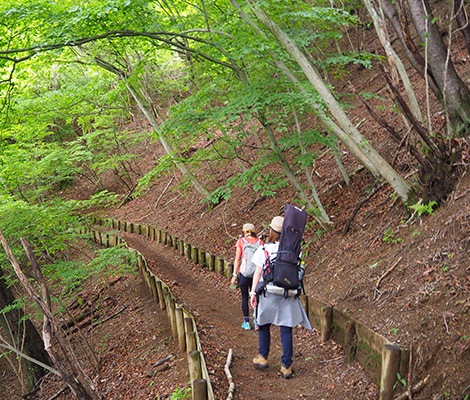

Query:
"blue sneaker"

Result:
[[241, 321, 251, 330]]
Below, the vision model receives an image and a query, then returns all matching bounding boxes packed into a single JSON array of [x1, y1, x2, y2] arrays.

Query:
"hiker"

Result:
[[250, 215, 311, 379], [231, 223, 263, 330]]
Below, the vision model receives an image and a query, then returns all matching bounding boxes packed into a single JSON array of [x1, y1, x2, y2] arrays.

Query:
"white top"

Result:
[[252, 242, 311, 329]]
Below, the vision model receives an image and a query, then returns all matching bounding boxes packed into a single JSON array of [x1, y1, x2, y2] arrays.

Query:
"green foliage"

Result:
[[170, 387, 191, 399], [382, 228, 403, 244], [393, 372, 407, 390], [47, 245, 137, 302], [408, 201, 437, 216], [0, 196, 80, 257]]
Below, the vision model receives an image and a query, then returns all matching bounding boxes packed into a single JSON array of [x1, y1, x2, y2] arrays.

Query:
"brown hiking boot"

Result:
[[253, 354, 268, 368], [280, 364, 293, 379]]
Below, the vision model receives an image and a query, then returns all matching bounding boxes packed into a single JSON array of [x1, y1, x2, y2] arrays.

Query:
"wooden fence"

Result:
[[84, 224, 213, 400], [90, 217, 409, 400]]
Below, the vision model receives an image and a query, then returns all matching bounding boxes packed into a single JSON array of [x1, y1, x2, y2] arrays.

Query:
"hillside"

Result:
[[89, 113, 470, 400]]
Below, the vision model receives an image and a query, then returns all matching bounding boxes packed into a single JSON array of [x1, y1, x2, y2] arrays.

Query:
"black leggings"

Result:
[[238, 273, 253, 318]]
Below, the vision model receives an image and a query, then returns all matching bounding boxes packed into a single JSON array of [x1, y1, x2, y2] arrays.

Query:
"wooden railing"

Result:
[[85, 223, 213, 400]]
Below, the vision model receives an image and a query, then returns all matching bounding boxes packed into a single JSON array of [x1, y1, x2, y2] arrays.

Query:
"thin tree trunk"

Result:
[[258, 114, 322, 217], [407, 0, 470, 136], [242, 0, 412, 203], [453, 0, 470, 55], [0, 231, 99, 400], [0, 265, 52, 391], [291, 104, 333, 228], [364, 0, 423, 122], [380, 0, 441, 99]]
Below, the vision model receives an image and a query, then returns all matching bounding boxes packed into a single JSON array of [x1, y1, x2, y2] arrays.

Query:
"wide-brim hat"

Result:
[[270, 216, 284, 234]]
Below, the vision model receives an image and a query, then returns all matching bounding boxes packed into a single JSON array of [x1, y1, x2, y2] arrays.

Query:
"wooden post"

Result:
[[380, 344, 401, 400], [207, 253, 215, 271], [192, 378, 208, 400], [109, 235, 117, 247], [180, 240, 185, 256], [320, 306, 333, 342], [186, 331, 197, 353], [217, 257, 225, 275], [157, 229, 162, 243], [186, 243, 192, 260], [188, 350, 202, 382], [184, 317, 193, 332], [151, 227, 156, 241], [156, 281, 165, 310], [198, 249, 206, 267], [192, 246, 199, 264], [149, 274, 158, 301], [344, 320, 357, 362], [174, 237, 179, 250], [299, 294, 308, 315], [175, 306, 186, 353], [163, 287, 170, 312], [143, 266, 151, 293], [226, 262, 233, 278], [138, 255, 145, 276], [168, 297, 177, 337]]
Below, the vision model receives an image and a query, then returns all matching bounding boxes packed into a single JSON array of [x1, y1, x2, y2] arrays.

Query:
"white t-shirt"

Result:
[[251, 242, 279, 271]]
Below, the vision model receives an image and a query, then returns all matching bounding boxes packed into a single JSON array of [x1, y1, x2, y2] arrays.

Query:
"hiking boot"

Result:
[[253, 354, 268, 368], [241, 321, 251, 330], [280, 364, 293, 379]]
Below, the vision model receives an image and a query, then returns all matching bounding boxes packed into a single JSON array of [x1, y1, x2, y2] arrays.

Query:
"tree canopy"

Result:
[[1, 0, 470, 391]]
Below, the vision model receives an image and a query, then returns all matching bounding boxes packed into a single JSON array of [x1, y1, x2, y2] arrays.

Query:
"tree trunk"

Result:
[[0, 265, 51, 391], [407, 0, 470, 136], [243, 0, 412, 203], [453, 0, 470, 55], [91, 56, 211, 200], [364, 0, 423, 122], [380, 0, 441, 99], [258, 113, 333, 228]]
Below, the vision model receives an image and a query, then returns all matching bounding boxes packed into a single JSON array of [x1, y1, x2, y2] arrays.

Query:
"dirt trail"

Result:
[[121, 232, 378, 399]]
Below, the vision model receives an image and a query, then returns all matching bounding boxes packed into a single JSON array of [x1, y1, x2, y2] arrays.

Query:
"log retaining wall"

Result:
[[84, 224, 212, 400]]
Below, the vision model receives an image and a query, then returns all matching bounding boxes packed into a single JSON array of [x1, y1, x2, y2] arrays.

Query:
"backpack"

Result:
[[241, 237, 261, 278], [261, 204, 307, 296]]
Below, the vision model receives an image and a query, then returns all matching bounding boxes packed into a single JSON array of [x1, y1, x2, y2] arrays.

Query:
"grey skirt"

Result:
[[257, 291, 312, 330]]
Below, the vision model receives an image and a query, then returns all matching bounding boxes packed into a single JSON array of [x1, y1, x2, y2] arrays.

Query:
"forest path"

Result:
[[121, 232, 377, 399]]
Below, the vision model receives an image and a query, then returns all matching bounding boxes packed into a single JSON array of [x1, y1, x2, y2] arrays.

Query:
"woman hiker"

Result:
[[250, 216, 311, 379], [230, 223, 262, 330]]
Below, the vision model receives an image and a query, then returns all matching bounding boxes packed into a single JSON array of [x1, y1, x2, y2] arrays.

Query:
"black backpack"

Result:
[[261, 204, 307, 296]]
